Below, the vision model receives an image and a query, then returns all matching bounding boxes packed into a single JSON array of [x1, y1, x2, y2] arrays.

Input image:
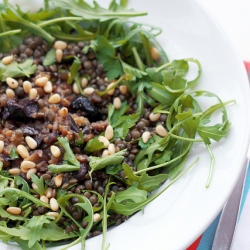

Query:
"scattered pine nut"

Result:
[[142, 131, 151, 143], [23, 81, 32, 93], [149, 112, 161, 122], [50, 145, 61, 158], [40, 195, 49, 204], [26, 168, 37, 180], [119, 85, 127, 94], [46, 212, 60, 218], [54, 174, 63, 187], [59, 107, 68, 117], [25, 136, 37, 150], [6, 77, 18, 89], [102, 149, 109, 158], [93, 213, 101, 222], [98, 136, 110, 148], [6, 207, 21, 215], [2, 55, 14, 65], [29, 88, 38, 99], [81, 77, 88, 88], [83, 87, 95, 95], [107, 82, 116, 95], [35, 76, 48, 87], [8, 168, 21, 175], [17, 145, 29, 158], [9, 180, 15, 188], [43, 81, 53, 93], [54, 41, 67, 50], [48, 94, 61, 104], [73, 83, 80, 94], [56, 49, 63, 63], [6, 89, 15, 98], [156, 124, 168, 137], [21, 160, 36, 169], [108, 143, 115, 155], [45, 187, 53, 199], [150, 47, 160, 61], [105, 125, 114, 140], [113, 97, 121, 110], [0, 140, 4, 153], [50, 198, 59, 211]]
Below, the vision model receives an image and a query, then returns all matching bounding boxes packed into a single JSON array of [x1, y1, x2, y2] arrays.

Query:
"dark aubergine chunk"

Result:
[[69, 115, 79, 133], [70, 96, 102, 122], [2, 98, 39, 120]]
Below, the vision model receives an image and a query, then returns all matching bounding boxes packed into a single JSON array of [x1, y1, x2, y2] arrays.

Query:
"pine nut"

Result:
[[32, 183, 38, 190], [50, 198, 59, 211], [26, 168, 37, 180], [105, 125, 114, 140], [8, 168, 21, 175], [81, 77, 88, 88], [29, 88, 38, 99], [149, 112, 161, 122], [108, 143, 115, 155], [156, 125, 168, 137], [40, 195, 49, 204], [17, 145, 29, 158], [102, 149, 109, 158], [59, 107, 68, 117], [43, 80, 53, 93], [142, 131, 151, 143], [25, 136, 37, 150], [20, 165, 28, 173], [50, 145, 61, 158], [0, 140, 4, 153], [35, 76, 48, 87], [83, 87, 95, 95], [113, 97, 121, 110], [119, 85, 127, 94], [54, 41, 67, 50], [2, 55, 14, 65], [107, 82, 116, 95], [54, 174, 63, 187], [151, 47, 160, 61], [93, 213, 101, 222], [73, 83, 80, 94], [48, 94, 61, 104], [46, 212, 59, 218], [21, 160, 36, 169], [6, 89, 15, 98], [56, 49, 63, 63], [23, 81, 32, 93], [10, 180, 15, 188], [7, 207, 21, 215], [98, 136, 110, 148], [45, 187, 53, 199], [6, 77, 18, 89]]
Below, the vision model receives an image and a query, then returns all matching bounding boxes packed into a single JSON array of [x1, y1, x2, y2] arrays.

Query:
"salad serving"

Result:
[[0, 0, 234, 249]]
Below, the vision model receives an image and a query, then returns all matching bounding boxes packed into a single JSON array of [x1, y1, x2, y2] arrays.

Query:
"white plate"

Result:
[[2, 0, 250, 250]]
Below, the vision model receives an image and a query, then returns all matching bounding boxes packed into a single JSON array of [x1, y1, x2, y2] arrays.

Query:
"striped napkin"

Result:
[[187, 61, 250, 250]]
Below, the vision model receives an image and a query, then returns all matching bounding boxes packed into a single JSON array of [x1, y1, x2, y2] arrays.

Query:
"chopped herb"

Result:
[[9, 148, 19, 159]]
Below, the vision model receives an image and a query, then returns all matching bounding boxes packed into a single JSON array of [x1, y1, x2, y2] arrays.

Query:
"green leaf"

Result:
[[84, 138, 105, 153], [139, 173, 168, 192], [154, 150, 173, 165], [26, 215, 53, 248], [57, 137, 80, 167], [89, 149, 126, 173], [43, 48, 56, 66], [30, 174, 46, 196], [106, 164, 123, 175], [48, 164, 80, 174], [108, 101, 129, 128], [0, 59, 37, 81], [67, 57, 81, 84], [50, 0, 147, 22], [0, 176, 10, 192], [95, 35, 123, 80], [9, 147, 19, 159], [138, 136, 154, 150]]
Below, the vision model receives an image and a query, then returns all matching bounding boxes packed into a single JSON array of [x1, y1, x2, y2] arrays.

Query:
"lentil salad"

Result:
[[0, 0, 234, 249]]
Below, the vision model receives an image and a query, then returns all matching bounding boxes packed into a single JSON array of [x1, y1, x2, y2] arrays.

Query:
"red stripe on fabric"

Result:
[[244, 61, 250, 71], [186, 235, 202, 250]]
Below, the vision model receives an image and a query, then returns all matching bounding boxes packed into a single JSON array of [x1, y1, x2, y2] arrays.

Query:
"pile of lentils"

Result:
[[0, 36, 168, 238]]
